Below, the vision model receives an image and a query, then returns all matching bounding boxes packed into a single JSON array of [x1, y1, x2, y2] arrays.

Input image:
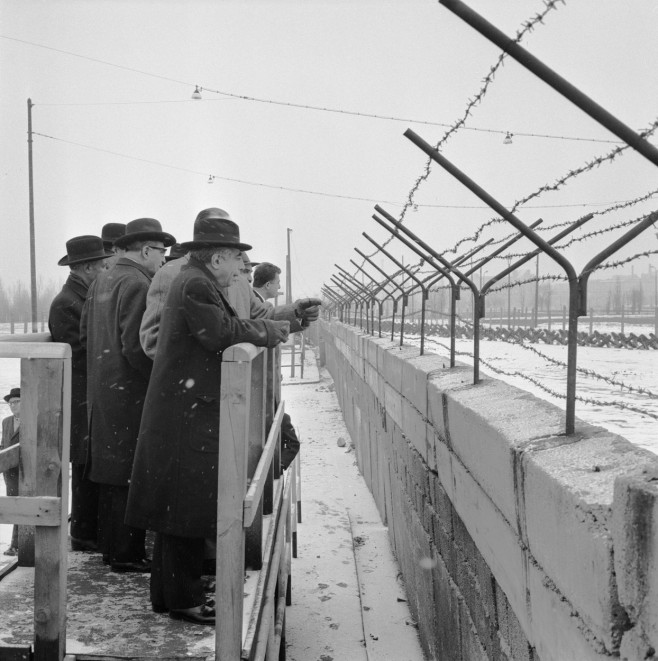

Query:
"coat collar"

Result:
[[185, 257, 239, 316], [115, 256, 153, 281], [65, 272, 90, 299]]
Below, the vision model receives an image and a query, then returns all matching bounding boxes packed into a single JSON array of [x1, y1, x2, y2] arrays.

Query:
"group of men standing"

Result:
[[45, 207, 320, 625]]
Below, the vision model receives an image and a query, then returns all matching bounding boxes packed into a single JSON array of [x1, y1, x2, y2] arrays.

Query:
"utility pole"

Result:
[[533, 254, 540, 328], [27, 98, 37, 332], [285, 228, 292, 304]]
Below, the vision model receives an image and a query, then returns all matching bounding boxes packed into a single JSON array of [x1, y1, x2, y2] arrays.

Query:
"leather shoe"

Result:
[[3, 547, 17, 556], [153, 595, 213, 614], [71, 537, 98, 552], [169, 604, 215, 625], [111, 558, 152, 573]]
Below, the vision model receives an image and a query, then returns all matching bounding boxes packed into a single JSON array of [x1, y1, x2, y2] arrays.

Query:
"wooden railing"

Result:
[[216, 343, 300, 660], [0, 334, 71, 661]]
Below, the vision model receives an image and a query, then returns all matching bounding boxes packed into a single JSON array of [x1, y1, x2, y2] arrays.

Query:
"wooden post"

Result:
[[589, 307, 594, 334], [245, 350, 266, 570], [33, 357, 71, 661], [548, 307, 552, 331], [562, 305, 567, 330], [216, 344, 253, 661], [621, 303, 625, 334]]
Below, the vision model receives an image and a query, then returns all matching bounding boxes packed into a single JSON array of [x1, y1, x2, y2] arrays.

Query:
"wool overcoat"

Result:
[[126, 258, 282, 538], [48, 273, 90, 464], [1, 416, 19, 484], [80, 258, 153, 486]]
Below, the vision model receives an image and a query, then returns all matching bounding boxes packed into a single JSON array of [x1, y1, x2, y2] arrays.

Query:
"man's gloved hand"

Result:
[[294, 297, 322, 324], [268, 320, 290, 347]]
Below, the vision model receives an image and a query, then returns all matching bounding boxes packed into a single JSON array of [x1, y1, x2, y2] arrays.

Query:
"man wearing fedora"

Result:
[[2, 388, 21, 555], [140, 208, 321, 360], [101, 223, 126, 270], [126, 210, 290, 624], [49, 236, 112, 552], [81, 218, 175, 573]]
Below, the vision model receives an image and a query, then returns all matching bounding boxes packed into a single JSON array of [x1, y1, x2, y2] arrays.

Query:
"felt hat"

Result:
[[113, 218, 176, 249], [180, 208, 252, 251], [165, 243, 188, 262], [101, 223, 126, 250], [3, 388, 20, 402], [57, 235, 113, 266]]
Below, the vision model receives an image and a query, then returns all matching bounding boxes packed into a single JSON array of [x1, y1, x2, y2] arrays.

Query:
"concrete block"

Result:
[[401, 353, 449, 419], [613, 467, 658, 659], [431, 544, 463, 661], [524, 432, 655, 652], [527, 558, 611, 661], [383, 382, 403, 430], [459, 597, 489, 661], [402, 398, 427, 463], [445, 377, 565, 531], [426, 367, 472, 444], [449, 451, 530, 638], [382, 344, 417, 391], [425, 423, 437, 472]]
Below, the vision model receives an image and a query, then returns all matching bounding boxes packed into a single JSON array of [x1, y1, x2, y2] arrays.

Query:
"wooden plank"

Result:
[[216, 358, 251, 661], [253, 479, 290, 661], [243, 403, 285, 528], [0, 444, 19, 474], [223, 343, 263, 363], [245, 350, 266, 570], [263, 349, 277, 516], [0, 332, 52, 343], [0, 341, 69, 359], [241, 479, 283, 659], [34, 357, 70, 661], [19, 358, 38, 566], [0, 496, 62, 525]]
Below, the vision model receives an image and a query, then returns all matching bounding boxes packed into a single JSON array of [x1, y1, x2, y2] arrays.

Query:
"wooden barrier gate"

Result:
[[0, 336, 72, 661]]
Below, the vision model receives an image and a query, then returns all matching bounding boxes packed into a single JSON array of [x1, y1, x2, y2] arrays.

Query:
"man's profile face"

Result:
[[143, 242, 166, 275], [265, 274, 281, 299], [7, 397, 20, 417], [215, 248, 243, 288]]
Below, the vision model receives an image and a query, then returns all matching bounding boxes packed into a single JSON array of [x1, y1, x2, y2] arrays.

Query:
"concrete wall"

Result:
[[319, 319, 658, 661]]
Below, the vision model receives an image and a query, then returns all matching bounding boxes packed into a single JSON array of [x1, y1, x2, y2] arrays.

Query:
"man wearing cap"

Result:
[[2, 388, 21, 555], [101, 223, 126, 269], [81, 218, 175, 573], [126, 210, 291, 624], [48, 236, 112, 552]]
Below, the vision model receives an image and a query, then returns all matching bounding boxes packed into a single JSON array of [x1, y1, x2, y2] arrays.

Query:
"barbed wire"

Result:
[[424, 337, 658, 420], [444, 120, 658, 257], [370, 0, 565, 260]]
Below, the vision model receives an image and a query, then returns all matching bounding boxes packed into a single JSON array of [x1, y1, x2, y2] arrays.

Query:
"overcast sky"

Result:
[[1, 0, 657, 302]]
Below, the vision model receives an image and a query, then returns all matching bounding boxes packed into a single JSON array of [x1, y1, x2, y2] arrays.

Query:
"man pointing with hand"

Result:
[[126, 209, 290, 625]]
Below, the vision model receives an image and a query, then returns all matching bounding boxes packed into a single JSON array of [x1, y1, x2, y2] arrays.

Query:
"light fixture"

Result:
[[192, 86, 203, 100], [207, 175, 215, 184], [503, 132, 513, 145]]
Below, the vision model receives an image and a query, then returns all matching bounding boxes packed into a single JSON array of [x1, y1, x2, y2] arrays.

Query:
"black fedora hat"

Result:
[[165, 243, 188, 262], [101, 223, 126, 250], [4, 387, 20, 402], [180, 208, 252, 251], [58, 235, 113, 266], [113, 218, 176, 250]]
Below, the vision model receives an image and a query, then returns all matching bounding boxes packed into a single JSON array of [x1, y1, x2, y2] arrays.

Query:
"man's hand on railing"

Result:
[[294, 298, 322, 326], [268, 320, 291, 347]]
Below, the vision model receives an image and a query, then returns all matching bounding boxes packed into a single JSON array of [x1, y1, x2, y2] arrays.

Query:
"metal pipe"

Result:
[[350, 259, 393, 338], [362, 233, 428, 355], [373, 205, 482, 381], [439, 0, 658, 168], [335, 265, 374, 334]]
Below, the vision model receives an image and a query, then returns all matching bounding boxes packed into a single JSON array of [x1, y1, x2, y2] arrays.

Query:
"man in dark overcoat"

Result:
[[81, 218, 175, 572], [126, 209, 290, 624], [48, 235, 111, 551]]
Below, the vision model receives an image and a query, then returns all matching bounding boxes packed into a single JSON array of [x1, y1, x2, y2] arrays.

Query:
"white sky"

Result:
[[1, 0, 657, 301]]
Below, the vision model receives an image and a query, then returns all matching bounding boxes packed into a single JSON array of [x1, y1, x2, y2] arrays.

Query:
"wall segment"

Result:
[[318, 319, 658, 660]]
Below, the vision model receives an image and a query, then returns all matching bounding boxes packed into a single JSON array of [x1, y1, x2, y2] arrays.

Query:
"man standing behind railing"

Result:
[[48, 236, 112, 552], [126, 210, 291, 625], [2, 388, 21, 556], [81, 218, 176, 574]]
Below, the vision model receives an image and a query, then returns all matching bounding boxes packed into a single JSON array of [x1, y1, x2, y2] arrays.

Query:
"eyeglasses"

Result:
[[8, 400, 20, 406], [146, 245, 167, 254]]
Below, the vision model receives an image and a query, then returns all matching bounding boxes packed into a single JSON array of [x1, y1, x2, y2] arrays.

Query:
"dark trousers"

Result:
[[70, 463, 99, 542], [97, 484, 146, 563], [3, 468, 18, 549], [150, 533, 205, 610]]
